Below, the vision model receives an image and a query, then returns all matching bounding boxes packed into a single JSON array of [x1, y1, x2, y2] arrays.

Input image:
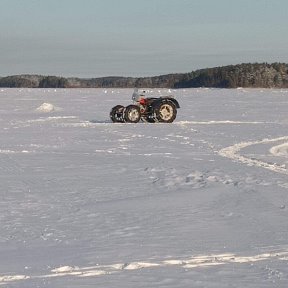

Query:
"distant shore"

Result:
[[0, 63, 287, 89]]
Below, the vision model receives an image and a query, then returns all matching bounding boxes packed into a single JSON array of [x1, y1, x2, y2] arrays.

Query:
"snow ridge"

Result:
[[218, 136, 288, 175], [270, 142, 288, 157], [1, 248, 288, 285]]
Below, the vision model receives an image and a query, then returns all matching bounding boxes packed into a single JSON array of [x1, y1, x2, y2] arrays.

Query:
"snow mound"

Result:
[[124, 262, 160, 270], [0, 275, 30, 283], [51, 266, 78, 273], [270, 143, 288, 157], [36, 103, 59, 113]]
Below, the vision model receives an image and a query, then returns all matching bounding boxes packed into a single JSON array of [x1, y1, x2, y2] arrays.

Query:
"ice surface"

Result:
[[0, 88, 288, 287]]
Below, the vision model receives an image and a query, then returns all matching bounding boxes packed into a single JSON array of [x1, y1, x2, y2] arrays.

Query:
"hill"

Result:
[[0, 63, 287, 88]]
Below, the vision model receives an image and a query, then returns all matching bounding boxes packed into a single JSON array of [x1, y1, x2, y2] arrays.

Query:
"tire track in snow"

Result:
[[218, 136, 288, 175], [1, 247, 288, 285], [176, 120, 270, 125]]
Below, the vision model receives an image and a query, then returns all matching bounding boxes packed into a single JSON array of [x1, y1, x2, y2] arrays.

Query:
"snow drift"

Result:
[[35, 102, 60, 113]]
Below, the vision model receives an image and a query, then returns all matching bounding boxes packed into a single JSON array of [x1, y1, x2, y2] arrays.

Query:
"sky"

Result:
[[0, 0, 288, 78]]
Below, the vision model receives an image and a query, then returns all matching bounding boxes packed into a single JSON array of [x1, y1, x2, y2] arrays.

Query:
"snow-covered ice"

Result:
[[0, 88, 288, 287]]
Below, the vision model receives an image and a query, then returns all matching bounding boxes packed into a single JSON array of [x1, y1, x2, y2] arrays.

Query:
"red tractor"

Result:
[[110, 89, 180, 123]]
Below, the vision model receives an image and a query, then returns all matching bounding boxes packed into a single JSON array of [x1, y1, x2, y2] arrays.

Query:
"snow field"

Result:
[[0, 88, 288, 287]]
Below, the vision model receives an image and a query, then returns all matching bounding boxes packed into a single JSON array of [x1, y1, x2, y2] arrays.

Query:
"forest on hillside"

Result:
[[0, 63, 287, 88]]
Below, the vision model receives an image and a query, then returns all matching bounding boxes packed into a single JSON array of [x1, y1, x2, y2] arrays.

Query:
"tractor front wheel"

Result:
[[124, 105, 141, 123], [110, 105, 125, 123]]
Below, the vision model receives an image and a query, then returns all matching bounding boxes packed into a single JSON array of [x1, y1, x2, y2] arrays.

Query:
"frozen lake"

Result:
[[0, 88, 288, 287]]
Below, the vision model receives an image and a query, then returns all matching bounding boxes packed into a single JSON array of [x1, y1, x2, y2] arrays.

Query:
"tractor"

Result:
[[110, 89, 180, 123]]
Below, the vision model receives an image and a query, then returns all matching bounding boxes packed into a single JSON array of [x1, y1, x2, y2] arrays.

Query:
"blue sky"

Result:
[[1, 0, 287, 77]]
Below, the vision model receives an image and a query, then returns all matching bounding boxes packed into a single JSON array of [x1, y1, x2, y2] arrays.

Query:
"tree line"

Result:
[[0, 63, 287, 88]]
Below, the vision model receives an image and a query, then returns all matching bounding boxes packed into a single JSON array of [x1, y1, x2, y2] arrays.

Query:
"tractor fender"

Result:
[[156, 98, 180, 109]]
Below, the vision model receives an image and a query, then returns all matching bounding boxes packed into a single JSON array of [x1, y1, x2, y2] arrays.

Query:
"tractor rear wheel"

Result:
[[154, 101, 177, 123]]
